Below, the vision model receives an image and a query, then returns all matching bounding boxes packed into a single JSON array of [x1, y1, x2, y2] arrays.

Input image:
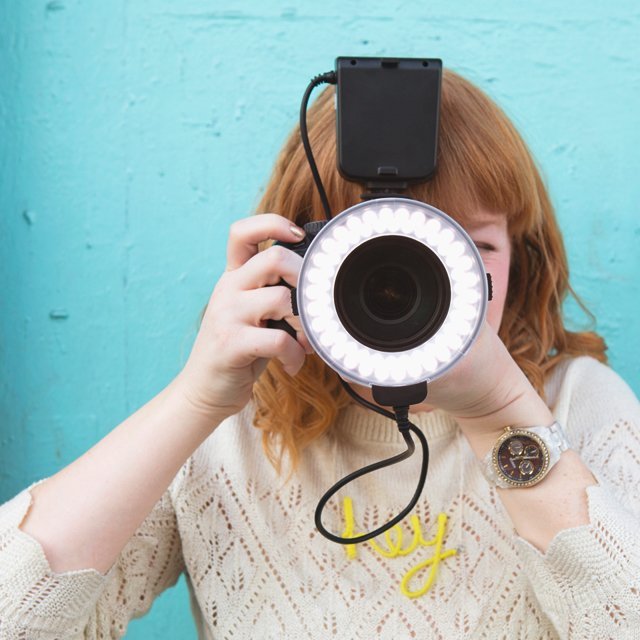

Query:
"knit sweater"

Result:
[[1, 356, 639, 639]]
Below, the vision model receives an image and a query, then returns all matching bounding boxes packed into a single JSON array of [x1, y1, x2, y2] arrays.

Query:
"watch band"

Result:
[[482, 421, 570, 489], [526, 422, 570, 463]]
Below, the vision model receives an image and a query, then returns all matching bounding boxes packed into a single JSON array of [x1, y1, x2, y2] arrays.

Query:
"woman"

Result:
[[1, 70, 638, 639]]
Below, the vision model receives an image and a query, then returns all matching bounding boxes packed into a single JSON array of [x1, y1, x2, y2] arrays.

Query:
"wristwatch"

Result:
[[482, 421, 570, 488]]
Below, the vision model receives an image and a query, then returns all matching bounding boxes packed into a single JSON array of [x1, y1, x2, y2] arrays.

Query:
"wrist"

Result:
[[454, 383, 554, 459], [167, 374, 232, 434]]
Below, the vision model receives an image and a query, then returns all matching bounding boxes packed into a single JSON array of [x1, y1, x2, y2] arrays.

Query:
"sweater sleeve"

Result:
[[0, 476, 185, 639], [514, 357, 640, 638]]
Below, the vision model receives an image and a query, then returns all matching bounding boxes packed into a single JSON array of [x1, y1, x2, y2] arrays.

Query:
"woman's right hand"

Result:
[[175, 214, 313, 423]]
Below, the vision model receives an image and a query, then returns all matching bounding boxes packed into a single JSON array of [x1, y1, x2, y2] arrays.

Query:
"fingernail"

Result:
[[289, 224, 305, 239]]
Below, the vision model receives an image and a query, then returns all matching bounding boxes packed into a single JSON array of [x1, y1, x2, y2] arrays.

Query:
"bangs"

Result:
[[406, 71, 544, 239]]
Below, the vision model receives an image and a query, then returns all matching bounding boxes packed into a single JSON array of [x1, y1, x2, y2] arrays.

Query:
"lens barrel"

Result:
[[334, 236, 450, 351]]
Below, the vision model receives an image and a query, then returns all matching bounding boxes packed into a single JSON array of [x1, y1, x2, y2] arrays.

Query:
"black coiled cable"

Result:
[[299, 71, 336, 222], [314, 380, 429, 545]]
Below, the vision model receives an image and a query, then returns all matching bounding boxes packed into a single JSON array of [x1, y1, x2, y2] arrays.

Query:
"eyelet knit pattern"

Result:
[[1, 357, 639, 639]]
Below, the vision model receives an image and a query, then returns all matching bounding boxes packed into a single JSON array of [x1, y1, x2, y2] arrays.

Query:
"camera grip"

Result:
[[268, 318, 297, 340], [263, 220, 326, 340], [266, 279, 298, 340]]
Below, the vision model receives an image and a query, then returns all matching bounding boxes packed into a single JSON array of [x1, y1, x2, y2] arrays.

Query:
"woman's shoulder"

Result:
[[547, 355, 637, 406], [545, 355, 639, 443]]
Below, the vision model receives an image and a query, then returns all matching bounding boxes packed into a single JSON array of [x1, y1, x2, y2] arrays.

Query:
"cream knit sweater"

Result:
[[1, 356, 639, 639]]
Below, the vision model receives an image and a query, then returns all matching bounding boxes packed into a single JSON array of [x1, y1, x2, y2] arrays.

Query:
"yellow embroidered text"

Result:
[[341, 496, 457, 598]]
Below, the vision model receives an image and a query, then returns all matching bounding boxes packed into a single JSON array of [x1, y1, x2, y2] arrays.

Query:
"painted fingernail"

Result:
[[289, 224, 305, 239]]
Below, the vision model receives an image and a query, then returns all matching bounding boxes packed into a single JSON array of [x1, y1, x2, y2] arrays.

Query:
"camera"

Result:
[[271, 197, 491, 406], [268, 57, 492, 407]]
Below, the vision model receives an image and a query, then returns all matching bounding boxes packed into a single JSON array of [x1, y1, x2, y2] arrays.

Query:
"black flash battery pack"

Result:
[[336, 57, 442, 186]]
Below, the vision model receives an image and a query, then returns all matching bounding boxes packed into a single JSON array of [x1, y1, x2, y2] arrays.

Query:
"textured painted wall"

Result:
[[1, 1, 639, 637]]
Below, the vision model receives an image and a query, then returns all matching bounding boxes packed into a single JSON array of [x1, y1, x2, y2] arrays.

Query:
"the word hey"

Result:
[[341, 496, 457, 598]]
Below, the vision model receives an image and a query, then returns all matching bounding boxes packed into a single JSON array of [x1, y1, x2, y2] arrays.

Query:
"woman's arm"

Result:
[[433, 324, 596, 552], [452, 335, 640, 637], [16, 214, 310, 576], [0, 215, 310, 638], [437, 326, 640, 636], [18, 377, 226, 574]]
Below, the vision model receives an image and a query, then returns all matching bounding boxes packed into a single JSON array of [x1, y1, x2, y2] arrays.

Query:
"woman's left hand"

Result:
[[426, 322, 554, 457]]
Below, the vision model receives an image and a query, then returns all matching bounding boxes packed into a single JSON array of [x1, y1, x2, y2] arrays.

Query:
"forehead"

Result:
[[457, 209, 508, 234]]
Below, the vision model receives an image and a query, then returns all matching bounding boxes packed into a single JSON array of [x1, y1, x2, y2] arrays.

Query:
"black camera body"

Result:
[[268, 220, 327, 337]]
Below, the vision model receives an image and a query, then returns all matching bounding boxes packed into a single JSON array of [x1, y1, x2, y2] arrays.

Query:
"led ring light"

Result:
[[298, 198, 489, 389]]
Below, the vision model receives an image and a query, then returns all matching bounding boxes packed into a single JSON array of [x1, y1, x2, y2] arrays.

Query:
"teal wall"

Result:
[[1, 1, 639, 637]]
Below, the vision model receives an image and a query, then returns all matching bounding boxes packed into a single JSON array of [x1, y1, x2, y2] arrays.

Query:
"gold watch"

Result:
[[482, 421, 570, 488]]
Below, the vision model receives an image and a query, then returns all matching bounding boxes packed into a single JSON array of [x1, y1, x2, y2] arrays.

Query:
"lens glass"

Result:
[[362, 265, 419, 322], [334, 236, 451, 351]]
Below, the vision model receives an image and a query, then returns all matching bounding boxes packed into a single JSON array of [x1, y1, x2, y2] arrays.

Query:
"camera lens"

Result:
[[334, 236, 451, 352]]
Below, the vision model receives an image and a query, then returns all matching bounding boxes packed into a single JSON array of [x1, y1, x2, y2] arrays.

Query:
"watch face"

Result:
[[493, 430, 550, 487]]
